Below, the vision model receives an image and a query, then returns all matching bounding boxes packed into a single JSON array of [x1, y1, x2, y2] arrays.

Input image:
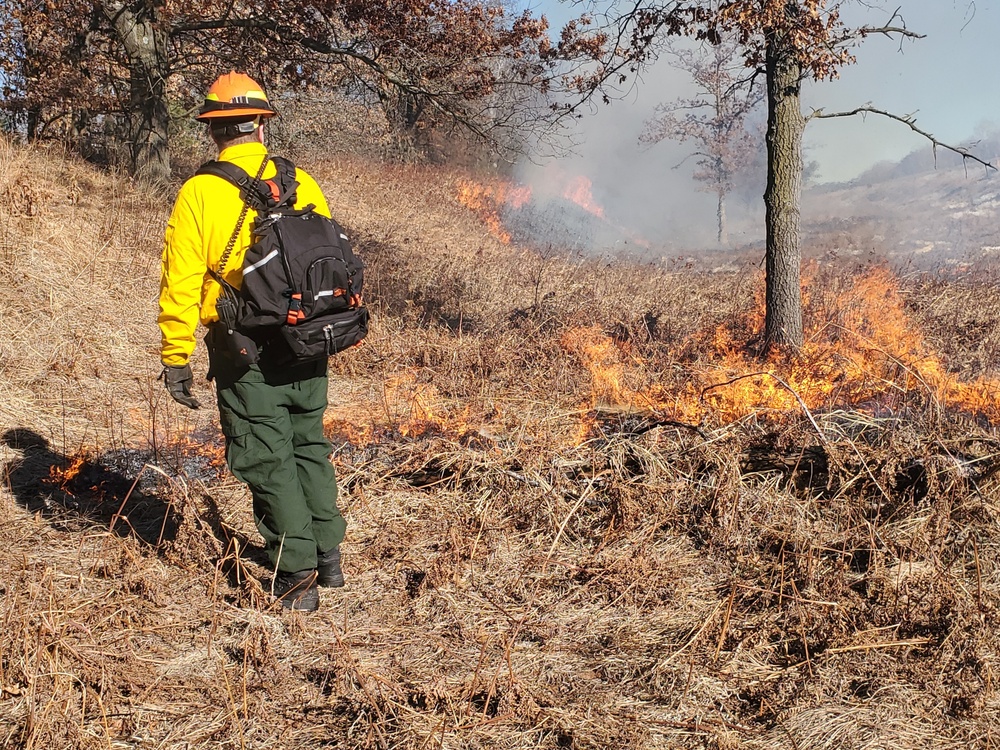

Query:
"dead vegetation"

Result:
[[2, 135, 1000, 749]]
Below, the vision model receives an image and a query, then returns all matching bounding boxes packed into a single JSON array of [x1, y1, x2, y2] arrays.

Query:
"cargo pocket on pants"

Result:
[[219, 410, 254, 481]]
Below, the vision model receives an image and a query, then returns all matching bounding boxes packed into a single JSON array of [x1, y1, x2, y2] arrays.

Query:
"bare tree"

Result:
[[640, 38, 762, 246]]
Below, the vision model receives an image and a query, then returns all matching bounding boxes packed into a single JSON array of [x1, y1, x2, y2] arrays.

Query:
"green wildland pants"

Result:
[[214, 359, 346, 573]]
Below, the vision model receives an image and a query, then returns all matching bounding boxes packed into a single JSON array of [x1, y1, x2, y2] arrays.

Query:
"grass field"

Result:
[[2, 136, 1000, 749]]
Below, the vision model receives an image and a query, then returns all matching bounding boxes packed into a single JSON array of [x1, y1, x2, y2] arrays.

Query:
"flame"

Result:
[[393, 379, 471, 439], [49, 455, 87, 490], [325, 370, 479, 446], [321, 265, 997, 450], [172, 432, 228, 468], [560, 327, 683, 443], [455, 178, 532, 244], [563, 265, 1000, 438], [561, 175, 605, 219], [453, 173, 652, 250], [560, 327, 662, 410], [325, 418, 375, 447]]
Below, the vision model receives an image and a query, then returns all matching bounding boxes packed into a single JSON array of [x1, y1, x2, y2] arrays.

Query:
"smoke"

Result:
[[503, 1, 999, 260], [512, 55, 752, 255]]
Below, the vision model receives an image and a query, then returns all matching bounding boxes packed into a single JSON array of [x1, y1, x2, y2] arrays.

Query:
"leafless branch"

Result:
[[809, 105, 996, 172], [174, 17, 422, 91], [856, 25, 924, 40], [961, 2, 977, 33]]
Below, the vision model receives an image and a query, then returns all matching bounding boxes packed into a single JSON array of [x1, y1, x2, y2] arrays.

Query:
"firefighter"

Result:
[[158, 72, 347, 611]]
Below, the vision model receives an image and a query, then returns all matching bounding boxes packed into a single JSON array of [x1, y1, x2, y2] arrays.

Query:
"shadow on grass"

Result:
[[4, 427, 280, 597], [3, 427, 180, 545]]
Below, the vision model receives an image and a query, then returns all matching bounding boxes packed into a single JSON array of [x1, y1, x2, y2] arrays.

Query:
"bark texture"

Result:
[[103, 0, 171, 184], [762, 34, 805, 350]]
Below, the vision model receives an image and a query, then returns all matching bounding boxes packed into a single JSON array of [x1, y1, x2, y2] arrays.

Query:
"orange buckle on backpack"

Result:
[[286, 293, 305, 325], [265, 179, 281, 204]]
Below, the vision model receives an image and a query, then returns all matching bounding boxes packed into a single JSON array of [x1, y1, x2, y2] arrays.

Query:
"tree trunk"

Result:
[[22, 32, 42, 141], [103, 0, 171, 184], [717, 189, 727, 246], [762, 33, 804, 350], [26, 108, 39, 140]]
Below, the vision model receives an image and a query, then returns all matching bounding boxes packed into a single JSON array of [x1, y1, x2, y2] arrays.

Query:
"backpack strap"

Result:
[[197, 159, 272, 210], [268, 156, 300, 208], [196, 156, 302, 209], [197, 156, 269, 277]]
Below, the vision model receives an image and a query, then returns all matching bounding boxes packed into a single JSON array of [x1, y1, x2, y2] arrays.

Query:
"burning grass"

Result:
[[2, 138, 1000, 748]]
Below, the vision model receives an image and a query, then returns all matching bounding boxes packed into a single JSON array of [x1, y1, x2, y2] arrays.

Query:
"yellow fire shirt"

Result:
[[158, 142, 330, 366]]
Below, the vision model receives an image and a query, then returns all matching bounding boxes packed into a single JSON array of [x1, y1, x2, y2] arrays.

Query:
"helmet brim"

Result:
[[195, 108, 277, 122]]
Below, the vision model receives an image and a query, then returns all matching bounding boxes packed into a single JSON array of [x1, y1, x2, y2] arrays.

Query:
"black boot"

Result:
[[273, 569, 319, 611], [316, 546, 344, 588]]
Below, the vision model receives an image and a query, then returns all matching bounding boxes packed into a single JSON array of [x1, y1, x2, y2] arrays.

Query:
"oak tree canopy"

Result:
[[0, 0, 610, 181]]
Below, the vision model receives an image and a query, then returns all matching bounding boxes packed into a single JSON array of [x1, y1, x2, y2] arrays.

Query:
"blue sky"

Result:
[[808, 1, 999, 181]]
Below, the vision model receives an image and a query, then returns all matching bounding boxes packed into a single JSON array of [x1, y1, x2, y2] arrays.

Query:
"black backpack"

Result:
[[197, 156, 369, 361]]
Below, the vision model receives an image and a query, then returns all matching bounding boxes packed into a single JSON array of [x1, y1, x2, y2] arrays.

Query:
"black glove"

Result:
[[161, 364, 201, 409]]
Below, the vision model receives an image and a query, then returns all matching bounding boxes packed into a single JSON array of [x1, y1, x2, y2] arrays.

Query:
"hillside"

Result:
[[800, 136, 1000, 269], [3, 136, 1000, 749]]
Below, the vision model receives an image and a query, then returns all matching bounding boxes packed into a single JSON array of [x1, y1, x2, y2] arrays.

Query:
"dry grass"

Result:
[[2, 135, 1000, 749]]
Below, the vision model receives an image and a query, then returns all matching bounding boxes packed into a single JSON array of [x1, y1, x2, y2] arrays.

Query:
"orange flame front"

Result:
[[454, 173, 631, 247], [49, 455, 87, 490], [560, 327, 666, 410], [562, 175, 605, 219], [321, 265, 997, 450], [455, 178, 532, 244], [325, 370, 478, 446], [563, 266, 1000, 438]]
